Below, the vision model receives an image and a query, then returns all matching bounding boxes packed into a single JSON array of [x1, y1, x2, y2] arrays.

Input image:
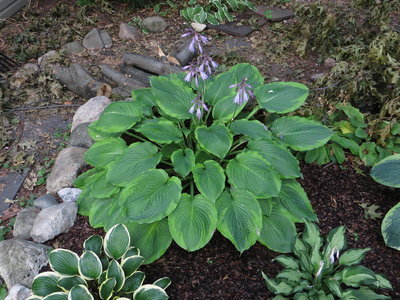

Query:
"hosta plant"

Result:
[[263, 222, 392, 300], [371, 154, 400, 250], [27, 224, 170, 300]]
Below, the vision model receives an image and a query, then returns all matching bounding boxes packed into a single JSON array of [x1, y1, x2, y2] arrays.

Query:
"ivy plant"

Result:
[[27, 224, 170, 300], [262, 222, 392, 300], [76, 56, 332, 263]]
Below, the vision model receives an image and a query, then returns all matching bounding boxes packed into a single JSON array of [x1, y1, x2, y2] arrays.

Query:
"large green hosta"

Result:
[[76, 63, 332, 263]]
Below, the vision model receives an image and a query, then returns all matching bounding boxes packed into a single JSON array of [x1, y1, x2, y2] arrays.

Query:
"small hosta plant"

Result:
[[27, 224, 170, 300], [262, 222, 392, 300]]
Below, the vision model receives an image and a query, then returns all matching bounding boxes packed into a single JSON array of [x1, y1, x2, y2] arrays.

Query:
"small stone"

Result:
[[5, 284, 32, 300], [30, 202, 77, 243], [71, 96, 111, 131], [0, 239, 51, 288], [141, 16, 167, 33], [37, 50, 60, 72], [33, 194, 58, 209], [324, 57, 336, 68], [254, 6, 294, 22], [119, 23, 140, 41], [57, 188, 82, 203], [311, 73, 325, 81], [191, 22, 206, 32], [46, 147, 87, 194], [0, 171, 28, 214], [69, 122, 94, 148], [63, 41, 85, 54], [82, 28, 113, 49], [13, 207, 39, 240]]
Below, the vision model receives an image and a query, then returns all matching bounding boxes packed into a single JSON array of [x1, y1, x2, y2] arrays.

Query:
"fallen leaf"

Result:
[[167, 55, 181, 66]]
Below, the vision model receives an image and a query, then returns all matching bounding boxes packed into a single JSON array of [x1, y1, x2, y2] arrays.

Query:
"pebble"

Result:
[[141, 16, 167, 33], [57, 188, 82, 203], [33, 194, 58, 209]]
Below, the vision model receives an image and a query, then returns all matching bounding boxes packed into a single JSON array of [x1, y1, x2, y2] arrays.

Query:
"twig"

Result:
[[310, 80, 341, 92], [2, 104, 81, 113]]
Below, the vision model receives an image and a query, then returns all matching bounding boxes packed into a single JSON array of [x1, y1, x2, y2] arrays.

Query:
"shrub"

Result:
[[27, 224, 170, 300], [262, 222, 392, 299]]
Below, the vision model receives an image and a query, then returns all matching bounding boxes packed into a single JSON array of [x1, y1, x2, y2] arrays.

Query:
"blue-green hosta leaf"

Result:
[[258, 206, 297, 253], [121, 256, 145, 277], [78, 251, 102, 280], [171, 149, 195, 177], [247, 140, 301, 178], [277, 179, 317, 222], [88, 121, 122, 142], [342, 266, 378, 287], [57, 276, 87, 291], [126, 219, 172, 264], [382, 202, 400, 250], [192, 160, 225, 202], [49, 249, 79, 276], [371, 154, 400, 188], [136, 119, 182, 144], [216, 190, 262, 252], [255, 82, 308, 113], [104, 224, 131, 260], [230, 119, 272, 140], [74, 168, 102, 189], [103, 201, 131, 232], [99, 278, 116, 300], [68, 285, 93, 300], [122, 271, 145, 293], [227, 63, 264, 88], [107, 142, 161, 187], [107, 260, 125, 292], [132, 88, 156, 116], [32, 272, 62, 297], [153, 277, 171, 289], [204, 71, 236, 105], [271, 116, 333, 151], [342, 287, 391, 299], [83, 235, 103, 256], [195, 124, 233, 159], [168, 194, 217, 251], [88, 198, 114, 228], [43, 292, 68, 300], [94, 101, 143, 133], [226, 151, 281, 198], [212, 94, 246, 121], [123, 247, 141, 258], [89, 170, 120, 199], [84, 138, 127, 168], [133, 285, 168, 300], [339, 248, 371, 266], [151, 76, 195, 120], [120, 169, 182, 223]]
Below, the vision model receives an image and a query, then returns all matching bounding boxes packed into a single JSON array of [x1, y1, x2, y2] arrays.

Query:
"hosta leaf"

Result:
[[83, 235, 103, 256], [192, 160, 225, 202], [336, 103, 367, 128], [370, 154, 400, 188], [168, 194, 218, 251], [230, 119, 272, 140], [95, 101, 143, 133], [255, 82, 308, 113], [153, 277, 171, 289], [107, 260, 125, 292], [88, 198, 114, 229], [133, 284, 168, 300], [339, 248, 370, 266], [74, 168, 102, 189], [342, 287, 390, 299], [227, 63, 264, 88], [126, 219, 172, 264], [212, 94, 246, 121], [103, 201, 131, 232], [326, 225, 346, 251], [271, 116, 333, 151], [32, 272, 61, 297], [78, 251, 102, 280], [122, 271, 145, 293], [107, 142, 161, 187], [171, 149, 195, 177], [121, 256, 145, 277], [374, 274, 393, 290], [84, 138, 127, 167], [226, 151, 281, 198], [88, 121, 122, 141], [68, 285, 93, 300], [381, 202, 400, 250], [43, 292, 68, 300], [204, 71, 236, 105], [216, 190, 262, 252], [342, 266, 378, 287], [262, 272, 293, 296], [89, 171, 120, 199], [151, 76, 195, 119], [123, 247, 141, 258], [327, 280, 342, 298], [58, 276, 87, 291], [132, 88, 156, 116], [247, 140, 301, 178], [273, 255, 299, 270], [99, 278, 116, 300], [49, 250, 79, 276], [277, 179, 317, 222], [136, 119, 182, 144], [120, 169, 182, 223], [104, 224, 131, 260], [276, 269, 304, 282], [303, 222, 322, 250], [195, 124, 233, 159]]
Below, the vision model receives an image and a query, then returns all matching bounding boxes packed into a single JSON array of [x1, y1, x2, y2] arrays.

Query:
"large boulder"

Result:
[[46, 147, 87, 194], [82, 28, 113, 49], [13, 207, 39, 240], [30, 202, 77, 243], [141, 16, 167, 33], [0, 239, 51, 288], [69, 122, 94, 148], [71, 96, 111, 131], [5, 284, 32, 300]]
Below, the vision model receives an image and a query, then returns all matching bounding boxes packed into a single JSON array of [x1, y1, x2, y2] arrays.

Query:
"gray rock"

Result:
[[13, 208, 39, 240], [254, 6, 294, 22], [57, 188, 82, 203], [226, 38, 252, 51], [82, 28, 113, 49], [324, 57, 336, 68], [5, 284, 32, 300], [30, 202, 77, 243], [63, 41, 85, 54], [33, 194, 58, 209], [0, 239, 51, 288], [311, 73, 325, 81], [37, 50, 60, 72], [69, 122, 94, 148], [46, 147, 87, 194], [141, 16, 167, 33], [119, 23, 140, 41], [0, 171, 28, 215], [71, 96, 111, 131]]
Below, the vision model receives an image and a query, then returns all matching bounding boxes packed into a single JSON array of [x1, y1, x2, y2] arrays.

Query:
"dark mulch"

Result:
[[51, 161, 400, 299]]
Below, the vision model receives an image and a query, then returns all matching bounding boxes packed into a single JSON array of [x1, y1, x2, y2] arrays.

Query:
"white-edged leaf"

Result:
[[48, 250, 79, 276], [32, 272, 62, 297], [68, 285, 93, 300], [78, 251, 103, 280], [381, 202, 400, 250], [371, 154, 400, 188], [104, 224, 131, 260], [132, 284, 168, 300]]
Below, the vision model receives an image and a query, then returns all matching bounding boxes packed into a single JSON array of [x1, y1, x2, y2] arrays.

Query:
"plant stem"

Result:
[[161, 161, 173, 167], [124, 131, 149, 143], [190, 181, 194, 197], [245, 106, 260, 120]]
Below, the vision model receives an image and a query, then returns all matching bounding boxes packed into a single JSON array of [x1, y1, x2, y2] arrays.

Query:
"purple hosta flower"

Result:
[[189, 95, 209, 120], [181, 28, 208, 54], [229, 78, 254, 105], [183, 62, 208, 87], [198, 54, 218, 75]]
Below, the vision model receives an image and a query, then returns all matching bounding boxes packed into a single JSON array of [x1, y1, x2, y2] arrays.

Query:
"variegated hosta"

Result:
[[76, 63, 333, 263], [27, 224, 170, 300], [262, 222, 392, 300]]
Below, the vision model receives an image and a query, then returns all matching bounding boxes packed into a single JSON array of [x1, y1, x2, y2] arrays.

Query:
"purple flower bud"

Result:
[[229, 78, 254, 106]]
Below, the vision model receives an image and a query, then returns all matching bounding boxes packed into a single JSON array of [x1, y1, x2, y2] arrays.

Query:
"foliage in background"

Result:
[[0, 284, 6, 300], [371, 154, 400, 251], [77, 0, 155, 9], [27, 224, 170, 300], [263, 222, 392, 299]]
